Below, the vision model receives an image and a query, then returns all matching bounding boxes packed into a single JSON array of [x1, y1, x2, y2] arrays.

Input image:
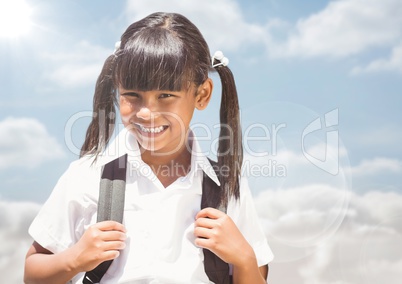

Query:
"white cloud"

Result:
[[41, 40, 111, 88], [245, 144, 401, 283], [255, 186, 402, 284], [255, 185, 350, 253], [351, 41, 402, 75], [0, 117, 65, 169], [350, 157, 402, 176], [270, 0, 402, 59], [0, 200, 40, 284]]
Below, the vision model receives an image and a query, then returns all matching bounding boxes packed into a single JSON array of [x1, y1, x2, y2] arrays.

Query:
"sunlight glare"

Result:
[[0, 0, 33, 38]]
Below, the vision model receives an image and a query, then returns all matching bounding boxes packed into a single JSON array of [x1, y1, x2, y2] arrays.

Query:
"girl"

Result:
[[24, 12, 274, 284]]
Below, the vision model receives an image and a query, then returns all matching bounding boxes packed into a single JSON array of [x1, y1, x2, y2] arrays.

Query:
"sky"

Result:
[[0, 0, 401, 283]]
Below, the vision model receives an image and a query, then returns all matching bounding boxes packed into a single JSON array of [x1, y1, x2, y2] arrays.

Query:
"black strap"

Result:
[[83, 155, 127, 284], [83, 156, 230, 284], [201, 159, 231, 284]]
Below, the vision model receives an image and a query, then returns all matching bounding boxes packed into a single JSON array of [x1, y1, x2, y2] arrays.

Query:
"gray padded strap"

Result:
[[83, 154, 127, 284], [97, 179, 125, 223], [96, 154, 127, 223]]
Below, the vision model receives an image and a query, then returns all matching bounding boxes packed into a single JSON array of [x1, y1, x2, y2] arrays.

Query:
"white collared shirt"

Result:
[[29, 128, 274, 284]]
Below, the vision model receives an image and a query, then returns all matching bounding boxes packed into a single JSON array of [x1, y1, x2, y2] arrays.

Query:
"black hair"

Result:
[[81, 12, 242, 206]]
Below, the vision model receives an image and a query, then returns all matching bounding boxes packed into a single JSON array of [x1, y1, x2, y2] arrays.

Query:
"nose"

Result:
[[136, 107, 154, 120], [136, 107, 151, 120]]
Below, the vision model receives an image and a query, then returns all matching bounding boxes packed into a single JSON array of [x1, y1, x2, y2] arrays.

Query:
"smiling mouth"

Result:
[[135, 124, 169, 134]]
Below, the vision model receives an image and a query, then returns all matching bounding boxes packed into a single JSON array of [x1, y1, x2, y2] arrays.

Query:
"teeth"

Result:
[[139, 125, 165, 133]]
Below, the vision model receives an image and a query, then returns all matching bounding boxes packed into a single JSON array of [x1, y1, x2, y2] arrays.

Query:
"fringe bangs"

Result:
[[114, 28, 193, 91]]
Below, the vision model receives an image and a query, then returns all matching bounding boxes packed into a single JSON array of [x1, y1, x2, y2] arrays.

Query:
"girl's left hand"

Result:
[[194, 207, 255, 267]]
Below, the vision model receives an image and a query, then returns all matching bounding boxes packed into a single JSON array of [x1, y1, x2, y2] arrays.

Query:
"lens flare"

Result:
[[0, 0, 33, 38]]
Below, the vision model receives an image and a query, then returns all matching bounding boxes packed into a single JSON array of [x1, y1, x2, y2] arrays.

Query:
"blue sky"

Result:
[[1, 0, 402, 283]]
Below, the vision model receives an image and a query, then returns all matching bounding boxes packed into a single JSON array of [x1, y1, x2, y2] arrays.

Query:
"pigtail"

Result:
[[214, 64, 243, 207], [80, 55, 117, 158]]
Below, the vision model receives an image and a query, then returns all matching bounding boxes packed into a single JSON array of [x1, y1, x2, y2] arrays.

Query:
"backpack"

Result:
[[83, 154, 231, 284]]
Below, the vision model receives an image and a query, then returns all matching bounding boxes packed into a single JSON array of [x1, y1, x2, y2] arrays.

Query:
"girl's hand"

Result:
[[69, 221, 127, 272], [194, 207, 255, 267]]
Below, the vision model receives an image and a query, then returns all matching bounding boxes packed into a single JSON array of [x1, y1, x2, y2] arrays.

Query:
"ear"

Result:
[[195, 78, 213, 110]]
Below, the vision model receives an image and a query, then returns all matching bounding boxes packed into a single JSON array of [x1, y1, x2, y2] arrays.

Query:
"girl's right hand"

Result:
[[70, 221, 127, 272]]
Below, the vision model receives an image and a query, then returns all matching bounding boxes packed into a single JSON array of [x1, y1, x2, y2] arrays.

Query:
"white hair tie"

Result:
[[114, 41, 121, 55], [212, 50, 229, 68]]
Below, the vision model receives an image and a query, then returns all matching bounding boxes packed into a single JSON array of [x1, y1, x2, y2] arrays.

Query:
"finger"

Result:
[[194, 217, 216, 229], [96, 221, 126, 232], [196, 207, 224, 220], [101, 230, 127, 242], [102, 240, 126, 251], [194, 226, 212, 239], [194, 237, 212, 249]]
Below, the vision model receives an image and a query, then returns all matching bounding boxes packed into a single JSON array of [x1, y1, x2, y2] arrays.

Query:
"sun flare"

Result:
[[0, 0, 33, 38]]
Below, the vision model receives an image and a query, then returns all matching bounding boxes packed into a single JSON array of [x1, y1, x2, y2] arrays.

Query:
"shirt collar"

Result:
[[188, 132, 221, 186], [95, 128, 221, 186]]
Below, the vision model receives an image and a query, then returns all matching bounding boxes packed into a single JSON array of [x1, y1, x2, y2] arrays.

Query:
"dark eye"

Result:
[[122, 92, 140, 98], [159, 93, 174, 99]]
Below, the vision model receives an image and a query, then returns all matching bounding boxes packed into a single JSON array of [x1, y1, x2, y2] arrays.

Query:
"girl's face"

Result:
[[119, 84, 206, 157]]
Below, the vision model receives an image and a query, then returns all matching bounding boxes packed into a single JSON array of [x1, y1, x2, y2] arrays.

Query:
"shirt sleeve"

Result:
[[28, 159, 99, 254], [228, 176, 274, 267]]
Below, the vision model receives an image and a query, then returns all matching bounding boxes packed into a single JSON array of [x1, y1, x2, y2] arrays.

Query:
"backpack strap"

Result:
[[83, 155, 231, 284], [201, 159, 231, 284], [83, 154, 127, 284]]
